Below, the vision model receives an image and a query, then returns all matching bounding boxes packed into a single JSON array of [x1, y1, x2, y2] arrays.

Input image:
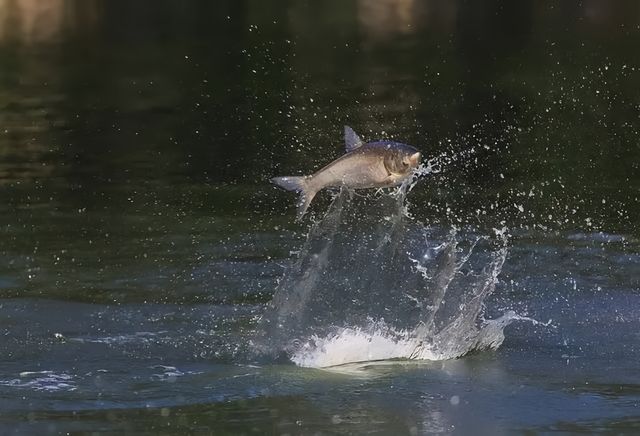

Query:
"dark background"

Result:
[[1, 0, 638, 235], [1, 2, 640, 433]]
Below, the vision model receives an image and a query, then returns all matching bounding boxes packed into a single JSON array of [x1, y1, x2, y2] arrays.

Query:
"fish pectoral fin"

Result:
[[344, 125, 364, 152], [382, 173, 402, 186]]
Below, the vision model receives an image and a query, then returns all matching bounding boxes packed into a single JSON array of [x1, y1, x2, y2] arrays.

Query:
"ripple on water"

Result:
[[0, 371, 76, 392]]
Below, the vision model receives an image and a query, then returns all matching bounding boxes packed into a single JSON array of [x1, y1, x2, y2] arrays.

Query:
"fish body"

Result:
[[272, 126, 421, 220]]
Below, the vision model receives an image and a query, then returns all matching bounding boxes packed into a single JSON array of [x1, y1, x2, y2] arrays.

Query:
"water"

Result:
[[258, 175, 517, 368], [1, 0, 640, 434]]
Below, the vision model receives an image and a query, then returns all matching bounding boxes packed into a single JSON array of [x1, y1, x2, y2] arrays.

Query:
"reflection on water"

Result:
[[0, 0, 66, 43], [356, 0, 458, 40], [1, 0, 639, 46], [0, 0, 100, 44]]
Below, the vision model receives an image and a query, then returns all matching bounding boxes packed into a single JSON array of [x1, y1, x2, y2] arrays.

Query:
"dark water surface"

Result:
[[1, 1, 640, 434]]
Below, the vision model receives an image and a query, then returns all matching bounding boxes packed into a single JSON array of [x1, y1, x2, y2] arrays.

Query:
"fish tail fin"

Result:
[[270, 176, 318, 221]]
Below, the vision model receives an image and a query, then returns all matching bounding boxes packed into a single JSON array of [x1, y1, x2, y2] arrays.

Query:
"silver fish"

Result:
[[272, 126, 422, 220]]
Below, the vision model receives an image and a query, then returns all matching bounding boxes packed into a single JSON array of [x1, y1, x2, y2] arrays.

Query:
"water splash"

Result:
[[258, 166, 520, 368]]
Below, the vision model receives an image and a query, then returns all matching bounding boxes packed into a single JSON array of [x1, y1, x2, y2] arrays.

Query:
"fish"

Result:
[[271, 126, 422, 220]]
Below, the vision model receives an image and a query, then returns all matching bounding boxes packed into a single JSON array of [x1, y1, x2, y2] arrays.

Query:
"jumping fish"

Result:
[[271, 126, 422, 220]]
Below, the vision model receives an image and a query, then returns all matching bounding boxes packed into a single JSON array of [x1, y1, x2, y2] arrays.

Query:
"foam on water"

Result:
[[69, 331, 166, 345], [291, 311, 527, 368], [151, 365, 204, 381], [259, 164, 528, 368], [0, 371, 77, 392]]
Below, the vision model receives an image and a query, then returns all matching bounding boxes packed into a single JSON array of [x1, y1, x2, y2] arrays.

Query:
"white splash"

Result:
[[291, 322, 439, 368], [290, 310, 534, 368]]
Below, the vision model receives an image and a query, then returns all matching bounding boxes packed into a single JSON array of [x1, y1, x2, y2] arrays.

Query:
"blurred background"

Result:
[[1, 0, 638, 221], [1, 1, 639, 433], [1, 0, 639, 300]]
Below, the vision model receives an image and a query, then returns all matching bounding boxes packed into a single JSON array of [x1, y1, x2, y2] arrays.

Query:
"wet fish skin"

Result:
[[272, 126, 421, 220]]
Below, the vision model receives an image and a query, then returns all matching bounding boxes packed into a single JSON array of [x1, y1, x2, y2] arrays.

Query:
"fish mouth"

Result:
[[409, 152, 421, 168]]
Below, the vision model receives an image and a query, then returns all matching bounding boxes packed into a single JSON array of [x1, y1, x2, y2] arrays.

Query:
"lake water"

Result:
[[1, 1, 639, 434]]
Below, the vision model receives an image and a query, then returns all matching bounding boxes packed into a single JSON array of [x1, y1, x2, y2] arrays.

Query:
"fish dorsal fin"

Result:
[[344, 125, 364, 152]]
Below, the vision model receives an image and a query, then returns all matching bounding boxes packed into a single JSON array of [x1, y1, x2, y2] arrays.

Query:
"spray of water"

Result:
[[258, 164, 522, 368]]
